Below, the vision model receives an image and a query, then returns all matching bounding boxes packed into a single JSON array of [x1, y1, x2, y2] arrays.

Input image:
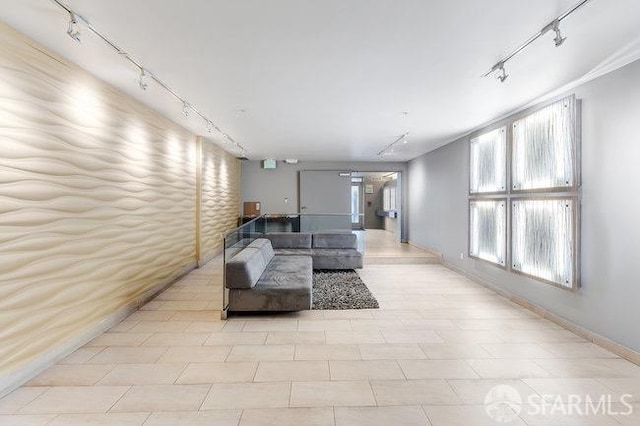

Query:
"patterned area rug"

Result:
[[312, 270, 379, 310]]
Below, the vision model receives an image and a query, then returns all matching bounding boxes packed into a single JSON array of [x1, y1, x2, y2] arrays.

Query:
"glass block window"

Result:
[[383, 187, 396, 211], [468, 94, 580, 290], [470, 127, 506, 193], [512, 97, 576, 190], [383, 188, 390, 211], [469, 200, 506, 266], [511, 199, 574, 288], [390, 187, 396, 210]]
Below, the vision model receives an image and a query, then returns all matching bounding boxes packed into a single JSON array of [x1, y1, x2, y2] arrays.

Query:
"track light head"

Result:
[[552, 21, 566, 47], [205, 120, 213, 133], [138, 68, 148, 91], [496, 63, 508, 83], [67, 12, 81, 42], [182, 101, 190, 117]]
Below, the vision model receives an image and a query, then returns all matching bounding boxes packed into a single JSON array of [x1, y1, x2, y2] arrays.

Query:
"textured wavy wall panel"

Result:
[[201, 141, 241, 261], [0, 23, 199, 378]]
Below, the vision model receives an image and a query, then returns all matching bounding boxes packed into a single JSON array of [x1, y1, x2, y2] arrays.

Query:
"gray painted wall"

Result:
[[242, 160, 408, 238], [407, 59, 640, 351]]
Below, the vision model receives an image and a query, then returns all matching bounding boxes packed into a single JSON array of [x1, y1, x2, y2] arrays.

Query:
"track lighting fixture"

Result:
[[138, 68, 148, 91], [551, 20, 566, 47], [483, 0, 589, 83], [53, 0, 247, 153], [377, 112, 411, 156], [496, 63, 508, 83], [377, 132, 410, 157], [66, 12, 81, 42]]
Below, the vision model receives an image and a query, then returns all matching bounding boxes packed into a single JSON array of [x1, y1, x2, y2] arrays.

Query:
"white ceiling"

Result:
[[2, 0, 640, 161]]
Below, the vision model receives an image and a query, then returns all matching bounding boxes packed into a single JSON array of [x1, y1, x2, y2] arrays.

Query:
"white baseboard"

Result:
[[407, 240, 444, 259], [0, 261, 197, 399], [442, 260, 640, 366]]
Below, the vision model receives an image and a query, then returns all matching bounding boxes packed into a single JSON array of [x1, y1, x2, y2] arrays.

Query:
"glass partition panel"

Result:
[[469, 200, 506, 266], [512, 97, 576, 191], [299, 214, 353, 233], [470, 127, 506, 193], [512, 199, 574, 288], [264, 215, 300, 233]]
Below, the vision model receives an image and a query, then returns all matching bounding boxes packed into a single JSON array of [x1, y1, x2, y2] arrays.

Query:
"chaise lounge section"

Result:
[[226, 239, 313, 312]]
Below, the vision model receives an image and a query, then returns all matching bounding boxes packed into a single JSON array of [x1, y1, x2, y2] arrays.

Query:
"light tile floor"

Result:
[[361, 229, 441, 265], [2, 261, 640, 425]]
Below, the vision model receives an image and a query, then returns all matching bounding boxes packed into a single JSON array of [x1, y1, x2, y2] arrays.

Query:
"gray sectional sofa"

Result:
[[266, 232, 363, 270], [225, 232, 362, 312]]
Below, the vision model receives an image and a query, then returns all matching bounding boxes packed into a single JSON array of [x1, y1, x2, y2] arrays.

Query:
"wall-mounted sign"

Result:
[[365, 184, 374, 194], [262, 159, 277, 169]]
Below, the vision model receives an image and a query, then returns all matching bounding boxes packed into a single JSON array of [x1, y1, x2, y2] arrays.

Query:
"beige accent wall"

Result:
[[0, 23, 240, 393], [200, 140, 241, 263]]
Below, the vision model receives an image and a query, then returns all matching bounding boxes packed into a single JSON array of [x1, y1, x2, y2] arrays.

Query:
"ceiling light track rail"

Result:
[[483, 0, 592, 82], [51, 0, 247, 155], [377, 132, 409, 157]]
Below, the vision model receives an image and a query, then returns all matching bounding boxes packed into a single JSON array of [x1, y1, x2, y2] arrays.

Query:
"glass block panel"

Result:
[[469, 200, 506, 265], [383, 187, 390, 211], [512, 97, 576, 190], [389, 187, 396, 210], [512, 199, 574, 288], [470, 127, 506, 193]]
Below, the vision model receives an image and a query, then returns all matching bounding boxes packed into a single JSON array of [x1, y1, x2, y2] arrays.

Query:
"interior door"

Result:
[[299, 170, 352, 232]]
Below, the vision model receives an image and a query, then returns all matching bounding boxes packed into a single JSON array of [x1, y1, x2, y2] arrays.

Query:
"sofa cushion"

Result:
[[274, 248, 313, 256], [247, 238, 275, 265], [265, 232, 312, 249], [226, 247, 268, 289], [311, 248, 363, 269], [312, 233, 357, 249], [228, 256, 313, 311], [259, 255, 312, 285]]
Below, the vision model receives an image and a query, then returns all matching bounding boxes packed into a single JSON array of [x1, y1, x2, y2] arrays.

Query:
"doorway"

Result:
[[298, 169, 404, 241], [351, 171, 402, 241]]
